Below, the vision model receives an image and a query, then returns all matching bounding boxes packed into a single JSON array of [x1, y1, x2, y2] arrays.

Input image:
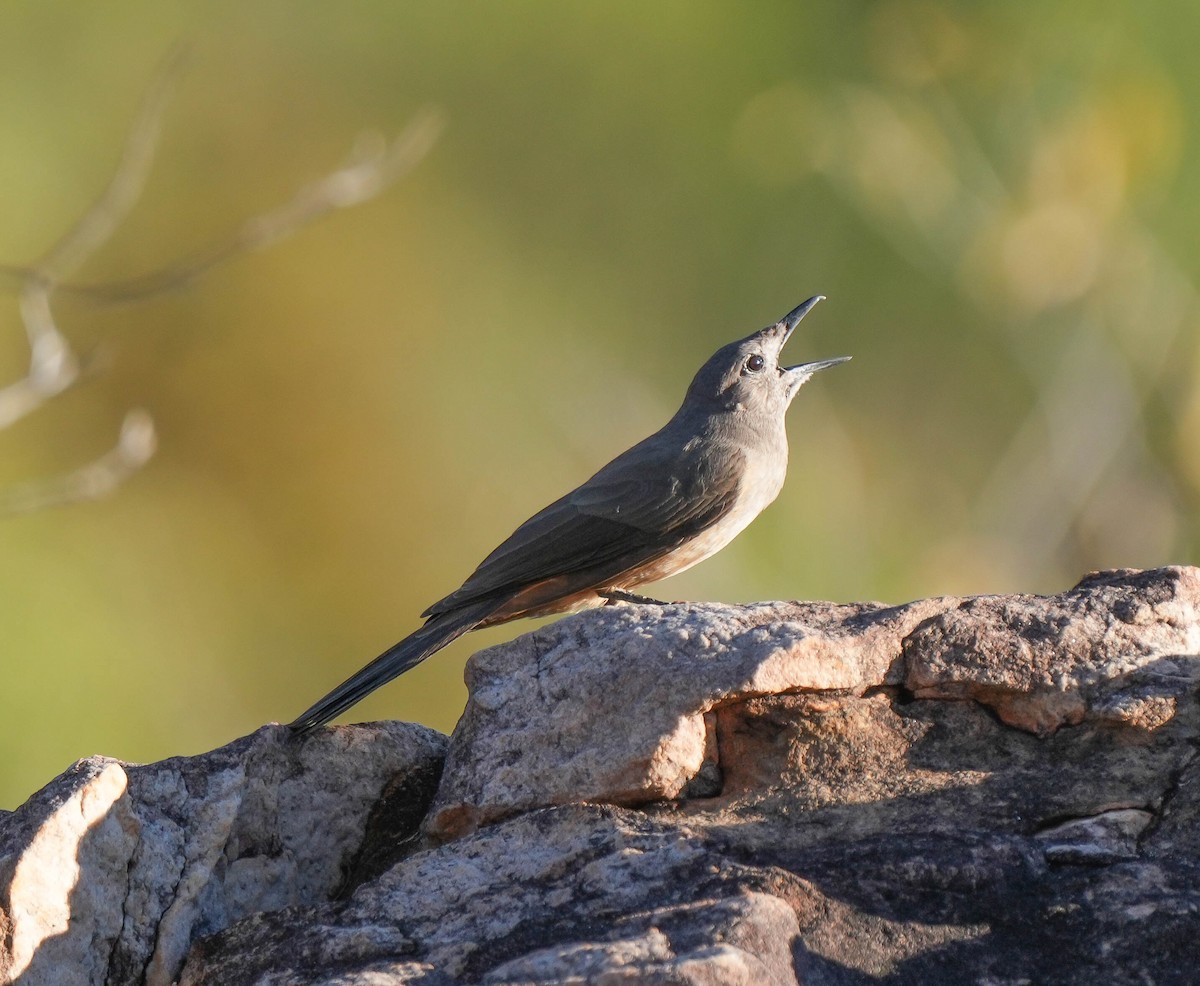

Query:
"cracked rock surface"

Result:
[[3, 566, 1199, 984], [0, 722, 445, 986]]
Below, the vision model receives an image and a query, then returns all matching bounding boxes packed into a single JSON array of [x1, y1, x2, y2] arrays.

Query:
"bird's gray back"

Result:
[[422, 414, 753, 617], [422, 410, 787, 618]]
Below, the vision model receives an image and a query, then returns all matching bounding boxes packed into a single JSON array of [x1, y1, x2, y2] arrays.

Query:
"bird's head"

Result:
[[684, 296, 850, 417]]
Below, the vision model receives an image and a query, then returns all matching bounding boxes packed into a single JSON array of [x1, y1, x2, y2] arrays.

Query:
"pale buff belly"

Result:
[[621, 463, 785, 585]]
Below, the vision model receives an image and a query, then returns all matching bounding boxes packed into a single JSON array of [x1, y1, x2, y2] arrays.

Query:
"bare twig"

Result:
[[0, 48, 186, 432], [34, 46, 189, 288], [0, 410, 157, 514], [0, 52, 442, 515], [0, 110, 445, 305]]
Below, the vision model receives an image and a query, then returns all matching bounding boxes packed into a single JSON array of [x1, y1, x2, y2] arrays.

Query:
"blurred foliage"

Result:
[[1, 1, 1198, 808]]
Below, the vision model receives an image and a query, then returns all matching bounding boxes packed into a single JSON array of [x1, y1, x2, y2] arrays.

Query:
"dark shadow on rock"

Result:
[[336, 748, 444, 896], [664, 654, 1200, 984]]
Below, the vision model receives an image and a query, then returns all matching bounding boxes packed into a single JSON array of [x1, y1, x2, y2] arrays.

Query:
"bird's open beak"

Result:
[[782, 354, 851, 401], [758, 295, 825, 353], [784, 355, 852, 375], [758, 296, 850, 399], [780, 295, 825, 342]]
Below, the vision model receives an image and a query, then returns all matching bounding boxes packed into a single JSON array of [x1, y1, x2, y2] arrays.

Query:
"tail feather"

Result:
[[288, 602, 495, 734]]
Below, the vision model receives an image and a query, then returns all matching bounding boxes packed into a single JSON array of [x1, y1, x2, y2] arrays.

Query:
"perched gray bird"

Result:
[[289, 296, 848, 732]]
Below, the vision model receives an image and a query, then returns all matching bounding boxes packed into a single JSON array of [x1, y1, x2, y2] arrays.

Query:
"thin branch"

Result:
[[0, 409, 157, 513], [0, 109, 445, 306], [32, 45, 189, 289], [0, 50, 443, 515], [0, 47, 186, 432]]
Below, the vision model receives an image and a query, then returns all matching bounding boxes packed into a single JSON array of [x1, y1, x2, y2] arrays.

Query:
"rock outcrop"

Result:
[[3, 567, 1199, 984], [0, 723, 445, 986]]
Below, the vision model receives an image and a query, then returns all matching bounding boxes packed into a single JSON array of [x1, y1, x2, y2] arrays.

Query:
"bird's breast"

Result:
[[622, 444, 788, 585]]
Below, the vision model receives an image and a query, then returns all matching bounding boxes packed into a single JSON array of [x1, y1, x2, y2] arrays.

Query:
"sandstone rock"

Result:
[[3, 567, 1200, 985], [180, 806, 805, 986], [904, 567, 1200, 734], [0, 722, 445, 986], [425, 596, 939, 840], [429, 566, 1200, 838]]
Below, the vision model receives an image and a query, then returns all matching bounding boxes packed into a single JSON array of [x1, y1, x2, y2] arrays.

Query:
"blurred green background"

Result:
[[1, 2, 1197, 808]]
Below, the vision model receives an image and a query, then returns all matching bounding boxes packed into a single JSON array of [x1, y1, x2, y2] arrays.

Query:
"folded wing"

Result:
[[423, 432, 744, 617]]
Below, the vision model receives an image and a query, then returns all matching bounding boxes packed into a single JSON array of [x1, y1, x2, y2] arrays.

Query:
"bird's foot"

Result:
[[599, 589, 673, 607]]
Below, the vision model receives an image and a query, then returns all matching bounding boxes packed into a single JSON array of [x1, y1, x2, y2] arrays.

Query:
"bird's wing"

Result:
[[422, 433, 744, 617]]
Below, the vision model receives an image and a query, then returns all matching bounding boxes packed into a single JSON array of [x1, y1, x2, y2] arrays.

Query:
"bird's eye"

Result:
[[744, 354, 765, 373]]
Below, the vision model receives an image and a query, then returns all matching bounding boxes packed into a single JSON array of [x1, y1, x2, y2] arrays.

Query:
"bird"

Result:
[[289, 296, 848, 733]]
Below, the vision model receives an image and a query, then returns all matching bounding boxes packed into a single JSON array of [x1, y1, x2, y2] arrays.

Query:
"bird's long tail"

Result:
[[288, 600, 496, 734]]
